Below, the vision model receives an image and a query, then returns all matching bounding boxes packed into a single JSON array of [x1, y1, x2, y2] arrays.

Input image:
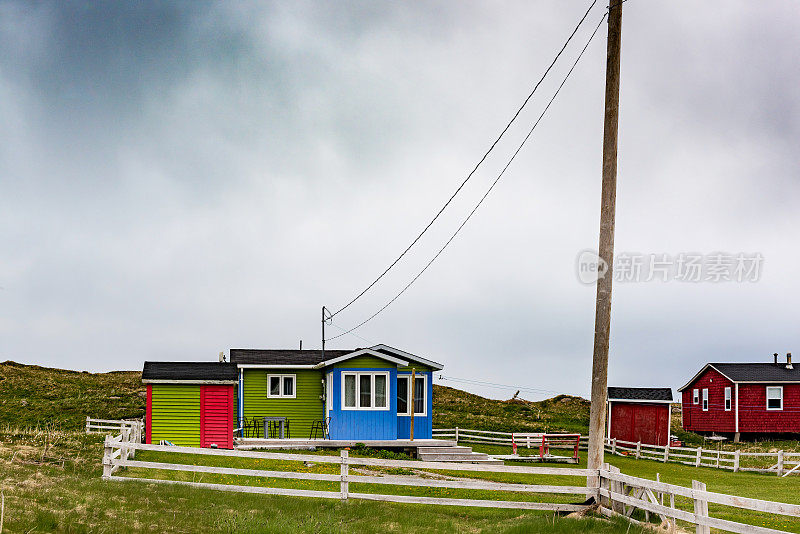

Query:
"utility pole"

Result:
[[587, 0, 623, 472]]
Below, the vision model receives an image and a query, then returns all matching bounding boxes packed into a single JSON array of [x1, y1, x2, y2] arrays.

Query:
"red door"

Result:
[[200, 385, 233, 449], [610, 403, 668, 446]]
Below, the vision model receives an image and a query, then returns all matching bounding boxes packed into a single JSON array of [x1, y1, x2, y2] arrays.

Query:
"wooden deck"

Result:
[[235, 438, 456, 450]]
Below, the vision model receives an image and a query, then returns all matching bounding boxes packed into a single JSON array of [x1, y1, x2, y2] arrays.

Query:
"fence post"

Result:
[[777, 450, 784, 477], [611, 437, 617, 456], [454, 427, 459, 443], [691, 480, 710, 534], [597, 462, 609, 507], [86, 416, 91, 433], [636, 441, 641, 459], [663, 442, 669, 463], [102, 436, 113, 479], [340, 449, 349, 501], [733, 449, 740, 473], [695, 447, 702, 467], [608, 465, 624, 514]]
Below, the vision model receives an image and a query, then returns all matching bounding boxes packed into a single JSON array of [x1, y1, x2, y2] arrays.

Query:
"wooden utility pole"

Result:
[[587, 0, 623, 472]]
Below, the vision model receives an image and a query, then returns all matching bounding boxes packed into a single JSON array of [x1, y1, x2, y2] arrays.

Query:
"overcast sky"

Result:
[[1, 0, 798, 401]]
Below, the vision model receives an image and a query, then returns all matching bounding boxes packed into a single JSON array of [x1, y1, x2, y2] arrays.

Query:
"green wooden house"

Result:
[[143, 344, 443, 446]]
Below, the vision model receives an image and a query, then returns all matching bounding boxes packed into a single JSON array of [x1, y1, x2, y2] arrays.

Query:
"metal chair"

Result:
[[283, 419, 290, 439], [309, 417, 330, 439]]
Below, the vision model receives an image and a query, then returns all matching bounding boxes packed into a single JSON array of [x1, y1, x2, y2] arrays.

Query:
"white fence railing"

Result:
[[598, 464, 800, 534], [433, 428, 800, 476], [99, 435, 800, 533], [101, 437, 594, 512], [86, 417, 143, 442]]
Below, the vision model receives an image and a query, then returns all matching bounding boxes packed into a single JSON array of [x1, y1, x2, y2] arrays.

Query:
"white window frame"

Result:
[[397, 374, 427, 417], [266, 374, 296, 399], [702, 388, 708, 411], [692, 389, 699, 404], [766, 386, 783, 411], [340, 371, 390, 411], [724, 387, 731, 411]]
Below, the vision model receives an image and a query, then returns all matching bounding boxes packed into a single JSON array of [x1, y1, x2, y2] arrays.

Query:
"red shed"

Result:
[[607, 387, 673, 446], [678, 353, 799, 441]]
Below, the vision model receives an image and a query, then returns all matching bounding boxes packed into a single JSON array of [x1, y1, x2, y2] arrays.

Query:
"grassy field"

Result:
[[0, 427, 644, 533], [0, 361, 143, 428]]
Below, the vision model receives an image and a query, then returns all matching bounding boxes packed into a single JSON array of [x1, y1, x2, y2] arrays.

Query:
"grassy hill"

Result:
[[0, 361, 590, 433], [432, 385, 589, 434], [0, 361, 145, 428]]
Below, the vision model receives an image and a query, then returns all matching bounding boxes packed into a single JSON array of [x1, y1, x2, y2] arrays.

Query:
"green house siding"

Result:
[[242, 369, 323, 438], [398, 364, 431, 373], [333, 355, 394, 369], [150, 384, 201, 446]]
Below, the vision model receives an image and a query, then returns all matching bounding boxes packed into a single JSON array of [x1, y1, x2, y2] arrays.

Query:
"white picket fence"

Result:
[[99, 432, 800, 533], [433, 428, 800, 476]]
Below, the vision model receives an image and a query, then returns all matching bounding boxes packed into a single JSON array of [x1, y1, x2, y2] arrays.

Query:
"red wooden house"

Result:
[[678, 353, 799, 441], [607, 387, 673, 446]]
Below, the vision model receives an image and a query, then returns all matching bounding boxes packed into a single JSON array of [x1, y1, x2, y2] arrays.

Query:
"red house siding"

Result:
[[681, 368, 735, 433], [609, 402, 670, 446], [738, 383, 800, 433]]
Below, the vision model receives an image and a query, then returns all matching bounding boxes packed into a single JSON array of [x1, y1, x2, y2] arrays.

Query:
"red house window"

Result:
[[724, 387, 731, 411], [702, 389, 708, 411], [766, 386, 783, 411], [693, 389, 699, 404]]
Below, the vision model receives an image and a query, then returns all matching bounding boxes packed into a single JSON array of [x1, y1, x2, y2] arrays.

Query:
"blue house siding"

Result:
[[327, 367, 398, 440], [396, 371, 433, 439]]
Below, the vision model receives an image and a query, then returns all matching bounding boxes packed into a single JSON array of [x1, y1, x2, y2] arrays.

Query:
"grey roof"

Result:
[[608, 387, 673, 402], [710, 363, 800, 383], [142, 362, 238, 382], [229, 349, 355, 366]]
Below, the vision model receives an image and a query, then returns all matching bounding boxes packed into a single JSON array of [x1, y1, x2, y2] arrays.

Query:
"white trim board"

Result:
[[315, 348, 408, 369], [369, 344, 444, 371]]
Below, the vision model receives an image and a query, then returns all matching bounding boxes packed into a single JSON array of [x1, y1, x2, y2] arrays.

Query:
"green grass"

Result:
[[468, 443, 800, 532], [0, 427, 643, 533], [0, 361, 144, 429]]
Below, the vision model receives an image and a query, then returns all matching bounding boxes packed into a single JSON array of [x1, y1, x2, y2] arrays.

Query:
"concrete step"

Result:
[[417, 446, 473, 454]]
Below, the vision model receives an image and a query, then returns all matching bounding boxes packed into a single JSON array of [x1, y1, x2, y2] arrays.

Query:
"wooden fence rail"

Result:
[[99, 433, 798, 533], [101, 436, 594, 512], [433, 428, 800, 476]]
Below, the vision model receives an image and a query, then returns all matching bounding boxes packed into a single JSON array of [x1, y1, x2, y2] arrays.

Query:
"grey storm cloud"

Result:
[[1, 0, 798, 400]]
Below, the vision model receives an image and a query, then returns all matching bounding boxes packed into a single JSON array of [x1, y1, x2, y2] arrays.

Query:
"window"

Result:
[[341, 372, 390, 410], [702, 388, 708, 411], [267, 374, 296, 398], [724, 387, 731, 411], [398, 374, 427, 416], [767, 386, 783, 410], [693, 389, 699, 404]]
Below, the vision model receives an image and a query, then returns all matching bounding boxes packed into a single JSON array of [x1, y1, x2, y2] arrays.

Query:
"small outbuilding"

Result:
[[142, 361, 238, 448], [607, 387, 673, 446]]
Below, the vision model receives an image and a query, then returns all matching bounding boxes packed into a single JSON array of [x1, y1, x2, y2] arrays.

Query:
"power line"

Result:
[[329, 0, 599, 319], [326, 12, 607, 342]]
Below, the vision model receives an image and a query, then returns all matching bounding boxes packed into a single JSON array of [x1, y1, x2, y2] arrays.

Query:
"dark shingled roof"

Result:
[[229, 349, 355, 366], [608, 387, 673, 402], [142, 362, 238, 382], [710, 363, 800, 383]]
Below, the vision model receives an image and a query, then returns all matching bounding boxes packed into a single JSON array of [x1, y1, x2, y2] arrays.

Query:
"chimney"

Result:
[[787, 352, 793, 370], [774, 353, 779, 365], [300, 340, 303, 350], [219, 351, 225, 362]]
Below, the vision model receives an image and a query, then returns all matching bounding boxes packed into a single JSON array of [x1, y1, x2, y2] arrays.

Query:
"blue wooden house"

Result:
[[230, 344, 443, 440]]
